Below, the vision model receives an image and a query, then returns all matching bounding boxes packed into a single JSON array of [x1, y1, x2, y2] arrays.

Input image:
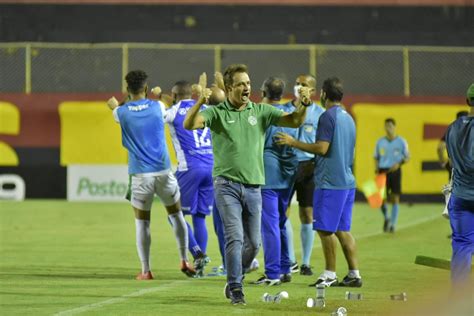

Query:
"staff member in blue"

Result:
[[445, 83, 474, 286], [276, 77, 362, 288], [253, 77, 299, 286]]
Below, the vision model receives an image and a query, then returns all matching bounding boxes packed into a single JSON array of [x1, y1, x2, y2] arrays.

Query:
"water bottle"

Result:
[[314, 284, 325, 307], [390, 292, 407, 301], [330, 307, 348, 316], [345, 291, 363, 300]]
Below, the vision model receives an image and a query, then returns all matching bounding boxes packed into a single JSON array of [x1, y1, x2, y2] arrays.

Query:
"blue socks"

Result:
[[185, 221, 202, 259], [391, 204, 399, 229], [285, 219, 296, 264], [192, 213, 208, 254], [301, 223, 314, 266]]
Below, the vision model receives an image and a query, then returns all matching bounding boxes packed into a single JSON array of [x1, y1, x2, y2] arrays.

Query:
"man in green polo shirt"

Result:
[[184, 64, 310, 305]]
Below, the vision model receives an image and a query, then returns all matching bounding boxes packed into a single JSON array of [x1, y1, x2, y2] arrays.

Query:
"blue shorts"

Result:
[[313, 188, 355, 233], [176, 167, 213, 216]]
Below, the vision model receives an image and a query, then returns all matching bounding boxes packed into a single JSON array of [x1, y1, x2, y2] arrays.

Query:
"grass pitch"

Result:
[[0, 201, 457, 315]]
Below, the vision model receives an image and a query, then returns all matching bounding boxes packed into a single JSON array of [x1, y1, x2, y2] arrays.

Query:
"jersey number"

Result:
[[193, 128, 211, 148]]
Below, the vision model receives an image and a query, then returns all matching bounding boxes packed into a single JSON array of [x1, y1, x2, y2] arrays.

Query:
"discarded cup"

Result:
[[306, 297, 326, 308], [330, 306, 348, 316], [390, 292, 407, 301], [306, 297, 325, 308], [345, 291, 363, 300], [262, 291, 289, 303]]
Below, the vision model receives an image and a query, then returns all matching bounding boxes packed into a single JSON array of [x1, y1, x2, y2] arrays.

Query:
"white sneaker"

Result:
[[252, 275, 281, 286], [309, 273, 338, 287]]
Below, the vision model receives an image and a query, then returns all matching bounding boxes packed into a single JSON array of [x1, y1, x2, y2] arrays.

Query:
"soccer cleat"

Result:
[[180, 260, 197, 278], [290, 262, 299, 273], [230, 289, 246, 305], [383, 219, 390, 232], [389, 225, 395, 233], [194, 255, 211, 278], [136, 271, 154, 280], [253, 275, 281, 286], [280, 273, 292, 283], [300, 264, 314, 276], [338, 275, 363, 288], [309, 274, 338, 287]]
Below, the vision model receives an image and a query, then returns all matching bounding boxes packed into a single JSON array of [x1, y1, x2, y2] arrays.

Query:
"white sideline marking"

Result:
[[54, 281, 186, 315], [355, 213, 441, 240], [54, 212, 442, 315]]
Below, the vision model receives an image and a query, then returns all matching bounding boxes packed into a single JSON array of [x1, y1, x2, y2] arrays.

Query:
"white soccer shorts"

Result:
[[131, 171, 181, 210]]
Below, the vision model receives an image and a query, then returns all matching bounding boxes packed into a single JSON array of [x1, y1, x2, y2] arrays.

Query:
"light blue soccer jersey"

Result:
[[165, 99, 213, 172], [284, 101, 325, 162], [114, 98, 171, 175], [263, 103, 299, 189], [314, 105, 356, 189], [446, 116, 474, 201], [374, 136, 410, 169]]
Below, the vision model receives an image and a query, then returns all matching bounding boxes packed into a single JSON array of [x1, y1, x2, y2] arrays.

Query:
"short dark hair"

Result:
[[322, 77, 343, 102], [223, 64, 248, 91], [261, 77, 285, 101], [385, 118, 396, 125], [456, 110, 468, 119], [297, 74, 316, 88], [125, 70, 148, 94], [172, 80, 192, 98]]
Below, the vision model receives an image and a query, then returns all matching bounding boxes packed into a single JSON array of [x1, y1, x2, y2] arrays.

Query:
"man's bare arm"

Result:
[[275, 132, 330, 155]]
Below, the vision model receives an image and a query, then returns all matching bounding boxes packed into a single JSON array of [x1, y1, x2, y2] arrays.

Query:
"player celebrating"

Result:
[[374, 118, 410, 233], [164, 79, 214, 277], [107, 70, 195, 280], [285, 74, 324, 276]]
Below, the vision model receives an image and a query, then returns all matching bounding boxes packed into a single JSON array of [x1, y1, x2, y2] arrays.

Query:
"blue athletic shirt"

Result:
[[284, 101, 325, 162], [314, 105, 356, 189], [263, 103, 299, 190], [446, 115, 474, 201], [374, 136, 410, 169], [165, 99, 213, 172], [113, 98, 171, 175]]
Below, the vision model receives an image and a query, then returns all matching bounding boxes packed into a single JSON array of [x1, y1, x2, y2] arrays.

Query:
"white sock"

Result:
[[135, 219, 151, 273], [348, 269, 361, 279], [323, 270, 337, 279], [168, 212, 188, 261]]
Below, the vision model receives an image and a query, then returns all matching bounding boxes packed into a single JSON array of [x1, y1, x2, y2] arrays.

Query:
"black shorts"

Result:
[[379, 168, 402, 196], [290, 160, 315, 207]]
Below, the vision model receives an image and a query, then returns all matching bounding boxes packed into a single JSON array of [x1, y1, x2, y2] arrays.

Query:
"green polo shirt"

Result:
[[200, 100, 284, 185]]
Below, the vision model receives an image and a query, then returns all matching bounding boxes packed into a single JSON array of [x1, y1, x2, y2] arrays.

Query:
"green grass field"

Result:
[[0, 200, 459, 315]]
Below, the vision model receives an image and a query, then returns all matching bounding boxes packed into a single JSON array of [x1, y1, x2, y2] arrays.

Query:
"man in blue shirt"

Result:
[[165, 80, 214, 277], [374, 119, 410, 233], [284, 74, 325, 276], [107, 70, 195, 280], [276, 77, 362, 288], [252, 77, 298, 286], [445, 83, 474, 285]]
